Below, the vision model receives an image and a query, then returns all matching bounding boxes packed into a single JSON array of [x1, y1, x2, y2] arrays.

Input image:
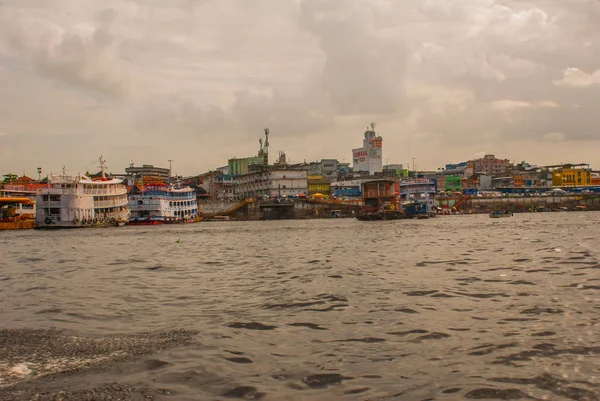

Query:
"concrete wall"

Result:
[[465, 194, 600, 212], [199, 200, 236, 215]]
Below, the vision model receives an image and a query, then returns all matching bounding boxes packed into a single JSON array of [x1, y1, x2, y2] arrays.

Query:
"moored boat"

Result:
[[34, 157, 130, 228], [128, 181, 199, 225], [356, 179, 404, 221]]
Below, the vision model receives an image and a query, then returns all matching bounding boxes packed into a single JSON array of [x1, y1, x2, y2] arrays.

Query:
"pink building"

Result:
[[471, 154, 511, 176]]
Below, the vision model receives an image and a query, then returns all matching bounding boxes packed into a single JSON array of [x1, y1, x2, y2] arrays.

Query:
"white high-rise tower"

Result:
[[352, 123, 383, 175]]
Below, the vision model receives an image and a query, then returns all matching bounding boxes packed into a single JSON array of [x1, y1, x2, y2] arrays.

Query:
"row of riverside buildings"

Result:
[[136, 125, 597, 200], [3, 125, 600, 207]]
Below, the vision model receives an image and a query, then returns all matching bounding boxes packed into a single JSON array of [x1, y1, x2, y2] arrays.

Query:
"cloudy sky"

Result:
[[1, 0, 599, 177]]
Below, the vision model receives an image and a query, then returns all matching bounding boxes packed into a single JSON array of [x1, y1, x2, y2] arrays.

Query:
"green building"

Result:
[[228, 156, 265, 176], [445, 175, 461, 192]]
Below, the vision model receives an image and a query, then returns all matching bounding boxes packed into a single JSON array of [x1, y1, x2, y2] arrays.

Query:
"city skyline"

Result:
[[1, 0, 599, 176]]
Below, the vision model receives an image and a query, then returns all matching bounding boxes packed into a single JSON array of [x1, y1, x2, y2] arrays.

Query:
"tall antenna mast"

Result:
[[264, 128, 269, 148], [263, 128, 270, 166]]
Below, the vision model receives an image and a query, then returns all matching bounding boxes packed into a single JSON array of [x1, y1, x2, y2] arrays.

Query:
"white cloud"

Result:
[[542, 132, 565, 142], [489, 100, 559, 110], [553, 67, 600, 88]]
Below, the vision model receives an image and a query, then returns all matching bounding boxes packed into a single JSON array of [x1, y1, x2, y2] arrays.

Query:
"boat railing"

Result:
[[128, 205, 162, 211], [35, 201, 62, 208], [83, 187, 127, 196], [94, 199, 128, 208], [36, 188, 81, 195], [169, 205, 198, 211]]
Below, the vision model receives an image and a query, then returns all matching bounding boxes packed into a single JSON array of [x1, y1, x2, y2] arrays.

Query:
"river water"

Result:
[[1, 213, 599, 400]]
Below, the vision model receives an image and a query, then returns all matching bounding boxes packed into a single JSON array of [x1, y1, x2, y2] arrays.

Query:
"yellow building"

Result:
[[552, 166, 591, 187], [308, 175, 331, 195]]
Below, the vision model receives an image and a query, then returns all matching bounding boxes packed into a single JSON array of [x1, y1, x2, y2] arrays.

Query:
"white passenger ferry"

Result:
[[128, 182, 199, 225], [35, 157, 130, 228]]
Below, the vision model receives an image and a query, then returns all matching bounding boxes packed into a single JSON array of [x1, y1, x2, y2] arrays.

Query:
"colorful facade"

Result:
[[308, 175, 331, 195], [552, 167, 592, 187], [445, 176, 461, 191]]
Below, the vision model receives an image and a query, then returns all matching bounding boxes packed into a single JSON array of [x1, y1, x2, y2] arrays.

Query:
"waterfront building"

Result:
[[308, 175, 331, 195], [228, 128, 271, 175], [217, 174, 235, 200], [550, 164, 592, 187], [471, 154, 511, 176], [228, 156, 265, 176], [307, 159, 339, 181], [330, 179, 363, 198], [352, 123, 383, 175], [513, 171, 542, 187], [190, 170, 223, 199], [445, 176, 462, 192], [234, 168, 308, 199], [442, 162, 474, 178], [479, 175, 493, 190], [125, 164, 170, 183], [382, 164, 407, 178]]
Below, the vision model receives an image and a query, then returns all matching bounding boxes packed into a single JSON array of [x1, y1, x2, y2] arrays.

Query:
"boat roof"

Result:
[[361, 179, 397, 185], [80, 176, 123, 184], [0, 197, 35, 207]]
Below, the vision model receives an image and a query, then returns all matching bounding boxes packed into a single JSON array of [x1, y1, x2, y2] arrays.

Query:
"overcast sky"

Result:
[[1, 0, 599, 177]]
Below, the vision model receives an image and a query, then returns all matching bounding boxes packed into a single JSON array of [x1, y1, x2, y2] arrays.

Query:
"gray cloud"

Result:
[[0, 3, 134, 97], [299, 0, 407, 115], [0, 0, 598, 176]]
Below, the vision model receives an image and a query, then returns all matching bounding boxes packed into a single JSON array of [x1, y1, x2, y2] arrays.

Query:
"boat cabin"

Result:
[[361, 180, 399, 213]]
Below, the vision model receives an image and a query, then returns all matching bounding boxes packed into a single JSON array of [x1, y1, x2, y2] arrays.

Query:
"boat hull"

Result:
[[489, 213, 513, 218], [356, 211, 405, 221], [35, 221, 125, 229], [127, 220, 165, 226]]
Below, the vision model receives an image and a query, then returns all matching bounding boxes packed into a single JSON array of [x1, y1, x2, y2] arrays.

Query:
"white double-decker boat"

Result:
[[35, 157, 130, 228], [128, 182, 199, 225]]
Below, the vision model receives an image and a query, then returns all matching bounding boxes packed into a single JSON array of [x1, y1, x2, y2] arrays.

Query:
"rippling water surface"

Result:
[[1, 213, 599, 400]]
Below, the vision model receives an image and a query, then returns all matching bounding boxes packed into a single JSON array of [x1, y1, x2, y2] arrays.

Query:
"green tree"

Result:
[[2, 174, 18, 183]]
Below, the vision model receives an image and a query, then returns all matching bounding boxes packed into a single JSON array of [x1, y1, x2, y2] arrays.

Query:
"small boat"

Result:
[[489, 211, 513, 218], [402, 201, 431, 219], [329, 209, 343, 218]]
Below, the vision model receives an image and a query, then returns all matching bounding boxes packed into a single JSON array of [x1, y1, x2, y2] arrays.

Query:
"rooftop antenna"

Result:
[[264, 128, 270, 148], [168, 159, 174, 180], [62, 166, 66, 176]]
